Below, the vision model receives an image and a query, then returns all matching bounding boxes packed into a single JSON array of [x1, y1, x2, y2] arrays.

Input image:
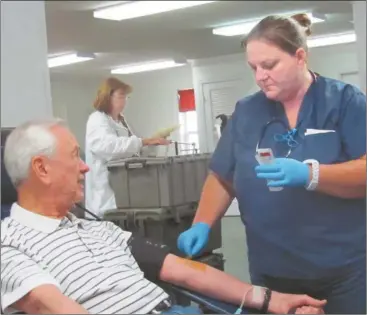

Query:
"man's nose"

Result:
[[80, 159, 90, 173]]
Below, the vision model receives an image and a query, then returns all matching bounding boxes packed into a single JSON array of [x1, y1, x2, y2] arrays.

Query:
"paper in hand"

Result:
[[153, 124, 180, 138]]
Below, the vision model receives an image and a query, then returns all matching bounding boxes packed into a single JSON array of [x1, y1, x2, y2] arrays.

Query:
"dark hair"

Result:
[[93, 77, 132, 113], [241, 13, 312, 55]]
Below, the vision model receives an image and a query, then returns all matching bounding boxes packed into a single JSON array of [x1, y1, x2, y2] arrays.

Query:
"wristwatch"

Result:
[[303, 159, 320, 191], [261, 287, 272, 313], [251, 286, 272, 313]]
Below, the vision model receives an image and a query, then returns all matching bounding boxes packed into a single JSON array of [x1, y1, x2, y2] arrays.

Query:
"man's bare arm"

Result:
[[159, 254, 249, 305], [12, 284, 89, 314], [159, 254, 326, 314]]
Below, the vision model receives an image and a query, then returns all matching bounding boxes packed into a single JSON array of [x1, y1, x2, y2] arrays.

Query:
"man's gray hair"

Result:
[[4, 118, 66, 187]]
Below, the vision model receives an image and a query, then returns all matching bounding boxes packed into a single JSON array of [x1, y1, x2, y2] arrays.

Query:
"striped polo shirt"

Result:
[[1, 203, 169, 314]]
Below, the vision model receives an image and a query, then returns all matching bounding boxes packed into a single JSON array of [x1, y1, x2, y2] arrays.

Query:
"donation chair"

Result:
[[0, 128, 258, 314], [1, 128, 16, 220], [75, 209, 260, 314]]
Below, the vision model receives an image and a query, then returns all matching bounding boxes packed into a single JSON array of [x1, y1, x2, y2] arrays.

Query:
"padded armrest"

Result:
[[1, 204, 12, 220], [168, 284, 261, 314]]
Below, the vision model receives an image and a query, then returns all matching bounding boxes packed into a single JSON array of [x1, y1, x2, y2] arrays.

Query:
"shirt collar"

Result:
[[10, 203, 81, 233]]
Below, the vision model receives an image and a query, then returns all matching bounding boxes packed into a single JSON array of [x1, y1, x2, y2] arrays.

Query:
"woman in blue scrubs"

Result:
[[178, 13, 366, 314]]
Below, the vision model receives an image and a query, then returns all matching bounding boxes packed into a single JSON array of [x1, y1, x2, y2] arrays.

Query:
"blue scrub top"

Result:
[[210, 75, 366, 279]]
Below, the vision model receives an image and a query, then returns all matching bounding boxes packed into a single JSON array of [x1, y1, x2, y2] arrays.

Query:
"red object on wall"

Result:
[[178, 89, 196, 112]]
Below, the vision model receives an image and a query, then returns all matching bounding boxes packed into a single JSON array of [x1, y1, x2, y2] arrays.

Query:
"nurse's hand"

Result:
[[177, 223, 210, 257], [255, 158, 310, 188], [269, 291, 326, 314]]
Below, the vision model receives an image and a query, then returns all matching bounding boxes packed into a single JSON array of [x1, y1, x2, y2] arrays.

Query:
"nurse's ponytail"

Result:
[[241, 13, 312, 55], [290, 13, 312, 37]]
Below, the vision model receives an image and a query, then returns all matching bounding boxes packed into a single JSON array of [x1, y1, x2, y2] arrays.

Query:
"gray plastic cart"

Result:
[[108, 155, 212, 209], [103, 203, 222, 257]]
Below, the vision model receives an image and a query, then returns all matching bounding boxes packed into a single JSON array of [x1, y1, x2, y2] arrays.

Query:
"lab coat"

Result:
[[85, 111, 154, 217]]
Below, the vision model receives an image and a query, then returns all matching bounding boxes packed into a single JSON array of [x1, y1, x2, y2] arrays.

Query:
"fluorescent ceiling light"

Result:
[[307, 32, 356, 48], [48, 53, 95, 68], [111, 60, 186, 74], [213, 12, 324, 37], [94, 1, 216, 21]]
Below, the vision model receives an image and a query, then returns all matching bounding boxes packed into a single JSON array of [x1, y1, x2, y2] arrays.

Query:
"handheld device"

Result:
[[255, 148, 283, 192]]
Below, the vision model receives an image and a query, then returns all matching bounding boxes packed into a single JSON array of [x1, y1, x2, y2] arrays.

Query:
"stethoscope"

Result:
[[255, 119, 299, 158], [255, 71, 318, 158]]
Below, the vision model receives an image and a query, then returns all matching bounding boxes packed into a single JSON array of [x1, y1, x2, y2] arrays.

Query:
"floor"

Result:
[[186, 216, 250, 309], [216, 216, 251, 283]]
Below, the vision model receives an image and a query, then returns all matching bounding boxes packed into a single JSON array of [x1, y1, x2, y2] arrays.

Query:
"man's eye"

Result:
[[73, 150, 80, 158]]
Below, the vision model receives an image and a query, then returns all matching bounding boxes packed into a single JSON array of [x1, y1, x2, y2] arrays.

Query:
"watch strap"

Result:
[[261, 288, 272, 313], [303, 159, 319, 191]]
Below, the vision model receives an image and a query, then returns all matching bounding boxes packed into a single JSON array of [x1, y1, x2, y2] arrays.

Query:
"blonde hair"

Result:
[[93, 77, 132, 113]]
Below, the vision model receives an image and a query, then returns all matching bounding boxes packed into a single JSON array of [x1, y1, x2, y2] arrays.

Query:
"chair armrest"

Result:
[[1, 204, 12, 220], [167, 284, 261, 314]]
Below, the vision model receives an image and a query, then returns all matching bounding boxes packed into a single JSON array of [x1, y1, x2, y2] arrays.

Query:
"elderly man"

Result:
[[1, 119, 326, 314]]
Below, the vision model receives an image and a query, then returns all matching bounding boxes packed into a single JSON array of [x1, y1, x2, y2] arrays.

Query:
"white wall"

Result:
[[192, 43, 359, 152], [51, 44, 359, 155], [1, 1, 52, 127], [191, 54, 257, 153], [118, 65, 193, 140], [50, 76, 102, 150], [50, 65, 193, 154], [308, 44, 359, 79], [353, 1, 366, 90]]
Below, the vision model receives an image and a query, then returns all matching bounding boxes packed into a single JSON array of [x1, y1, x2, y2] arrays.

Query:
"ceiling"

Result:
[[45, 1, 355, 76]]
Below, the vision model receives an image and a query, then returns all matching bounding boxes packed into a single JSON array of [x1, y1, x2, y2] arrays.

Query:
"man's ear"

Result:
[[295, 48, 307, 66], [31, 156, 51, 185]]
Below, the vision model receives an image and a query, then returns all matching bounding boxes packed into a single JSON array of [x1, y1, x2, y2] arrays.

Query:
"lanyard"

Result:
[[120, 116, 132, 137], [109, 115, 132, 137]]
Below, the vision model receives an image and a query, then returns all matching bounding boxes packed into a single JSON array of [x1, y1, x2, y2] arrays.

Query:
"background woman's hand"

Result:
[[269, 291, 326, 314], [142, 137, 171, 146]]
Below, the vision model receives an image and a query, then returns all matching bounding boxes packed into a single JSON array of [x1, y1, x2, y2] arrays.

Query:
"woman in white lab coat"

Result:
[[85, 77, 170, 217]]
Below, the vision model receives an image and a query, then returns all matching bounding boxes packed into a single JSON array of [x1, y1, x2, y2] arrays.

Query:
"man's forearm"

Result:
[[14, 285, 89, 314], [180, 262, 251, 306], [160, 255, 251, 307], [24, 300, 89, 315], [317, 157, 366, 198], [160, 255, 327, 314]]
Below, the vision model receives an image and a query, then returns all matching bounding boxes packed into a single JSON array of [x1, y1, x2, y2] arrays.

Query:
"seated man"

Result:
[[1, 119, 326, 314]]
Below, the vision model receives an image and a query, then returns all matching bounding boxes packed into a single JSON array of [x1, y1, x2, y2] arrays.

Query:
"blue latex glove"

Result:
[[255, 158, 310, 188], [177, 222, 210, 257]]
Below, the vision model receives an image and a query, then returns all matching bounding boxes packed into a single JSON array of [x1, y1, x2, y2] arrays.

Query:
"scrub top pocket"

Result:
[[302, 131, 341, 163]]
